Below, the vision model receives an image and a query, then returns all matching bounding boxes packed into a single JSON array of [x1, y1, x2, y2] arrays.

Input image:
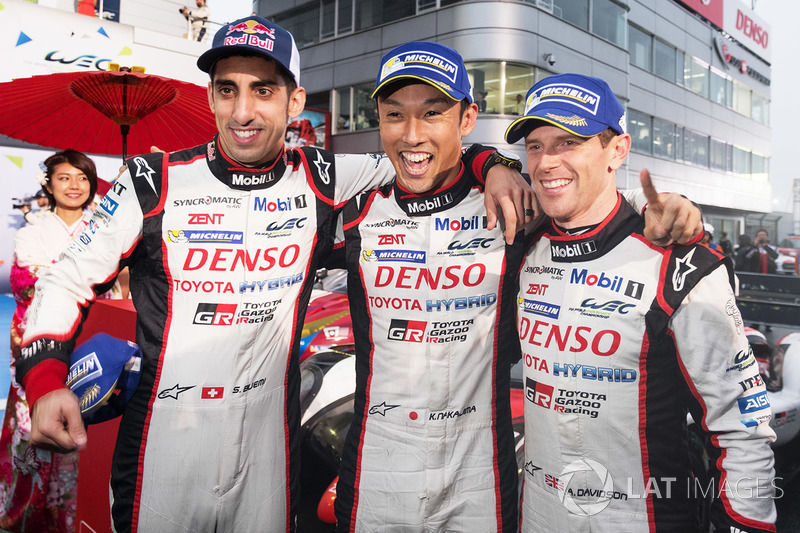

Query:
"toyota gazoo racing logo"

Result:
[[556, 459, 625, 516]]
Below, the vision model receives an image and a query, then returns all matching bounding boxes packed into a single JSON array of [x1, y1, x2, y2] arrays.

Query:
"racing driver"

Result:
[[14, 17, 532, 533], [334, 43, 704, 532], [508, 73, 776, 532]]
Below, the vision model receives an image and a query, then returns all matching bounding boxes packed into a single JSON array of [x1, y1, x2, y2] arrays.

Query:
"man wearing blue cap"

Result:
[[332, 45, 701, 532], [507, 74, 776, 532], [16, 18, 530, 533]]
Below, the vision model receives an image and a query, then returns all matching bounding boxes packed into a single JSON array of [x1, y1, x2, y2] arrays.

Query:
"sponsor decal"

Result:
[[519, 298, 561, 319], [738, 390, 770, 414], [525, 462, 542, 477], [570, 269, 624, 293], [518, 317, 621, 357], [373, 264, 485, 289], [523, 353, 549, 373], [226, 20, 276, 37], [387, 319, 427, 342], [361, 249, 426, 264], [100, 195, 119, 215], [545, 473, 563, 490], [553, 389, 606, 418], [525, 377, 554, 408], [570, 298, 635, 319], [551, 362, 637, 383], [201, 386, 224, 399], [173, 280, 236, 294], [526, 283, 549, 295], [524, 265, 565, 280], [314, 150, 331, 184], [182, 245, 300, 272], [773, 409, 797, 428], [437, 238, 495, 257], [726, 347, 756, 373], [363, 218, 420, 230], [66, 352, 102, 389], [255, 217, 307, 238], [377, 234, 406, 245], [187, 213, 224, 224], [323, 326, 350, 340], [426, 319, 473, 343], [232, 378, 266, 394], [527, 83, 601, 117], [380, 50, 459, 83], [551, 240, 597, 259], [407, 193, 454, 214], [726, 299, 743, 335], [158, 384, 195, 400], [239, 273, 303, 293], [234, 301, 280, 324], [223, 33, 275, 52], [369, 401, 400, 416], [624, 280, 645, 300], [133, 157, 158, 196], [557, 459, 625, 516], [738, 374, 763, 392], [672, 248, 697, 292], [367, 296, 423, 311], [434, 215, 486, 231], [173, 196, 243, 208], [426, 294, 496, 312], [193, 303, 237, 325], [168, 230, 244, 244], [428, 405, 476, 421], [112, 181, 127, 196], [253, 195, 307, 212]]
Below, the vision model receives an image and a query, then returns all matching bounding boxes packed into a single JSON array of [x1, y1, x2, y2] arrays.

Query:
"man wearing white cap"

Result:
[[507, 73, 776, 532]]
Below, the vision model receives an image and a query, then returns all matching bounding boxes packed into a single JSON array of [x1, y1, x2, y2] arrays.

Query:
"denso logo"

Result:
[[188, 214, 224, 224], [173, 196, 242, 207], [182, 245, 300, 272], [434, 215, 486, 231], [388, 319, 426, 342], [518, 317, 620, 356], [254, 195, 307, 212], [193, 303, 237, 325], [378, 234, 406, 245], [374, 264, 485, 289], [447, 238, 493, 250], [551, 240, 597, 259]]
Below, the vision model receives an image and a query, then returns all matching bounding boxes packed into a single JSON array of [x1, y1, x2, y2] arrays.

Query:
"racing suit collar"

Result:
[[393, 163, 474, 217], [205, 135, 289, 190]]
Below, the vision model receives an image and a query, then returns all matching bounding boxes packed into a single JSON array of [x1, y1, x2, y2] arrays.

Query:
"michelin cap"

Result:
[[505, 73, 626, 144], [197, 16, 301, 84], [67, 333, 142, 425], [372, 41, 473, 103]]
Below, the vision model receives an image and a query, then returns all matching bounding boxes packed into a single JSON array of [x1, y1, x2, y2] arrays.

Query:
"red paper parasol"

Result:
[[0, 70, 216, 160]]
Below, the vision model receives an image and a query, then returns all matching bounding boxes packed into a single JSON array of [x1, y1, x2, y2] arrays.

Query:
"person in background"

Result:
[[734, 233, 753, 270], [475, 90, 488, 112], [741, 228, 778, 274], [0, 149, 120, 532], [180, 0, 210, 42], [699, 222, 718, 250], [717, 230, 733, 257]]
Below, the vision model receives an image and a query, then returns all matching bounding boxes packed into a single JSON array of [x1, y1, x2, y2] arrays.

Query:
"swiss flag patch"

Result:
[[201, 386, 224, 399]]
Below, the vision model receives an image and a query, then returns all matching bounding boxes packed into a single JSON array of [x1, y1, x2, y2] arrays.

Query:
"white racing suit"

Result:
[[18, 138, 402, 532], [517, 194, 777, 532], [334, 153, 524, 532]]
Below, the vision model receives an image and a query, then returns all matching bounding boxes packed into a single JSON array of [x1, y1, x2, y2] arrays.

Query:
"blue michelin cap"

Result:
[[67, 333, 142, 425], [371, 41, 473, 103], [505, 73, 626, 144], [197, 16, 301, 84]]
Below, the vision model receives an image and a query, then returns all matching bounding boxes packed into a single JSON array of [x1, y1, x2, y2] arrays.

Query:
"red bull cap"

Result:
[[198, 16, 300, 84]]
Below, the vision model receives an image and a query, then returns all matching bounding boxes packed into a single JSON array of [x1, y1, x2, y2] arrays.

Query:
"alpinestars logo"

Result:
[[551, 240, 597, 259]]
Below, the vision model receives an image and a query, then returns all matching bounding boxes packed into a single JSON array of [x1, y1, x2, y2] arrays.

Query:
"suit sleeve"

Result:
[[18, 168, 145, 405], [670, 267, 777, 532]]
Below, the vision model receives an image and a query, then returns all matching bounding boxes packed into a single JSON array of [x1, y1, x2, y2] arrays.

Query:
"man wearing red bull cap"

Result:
[[508, 73, 776, 532], [15, 17, 533, 533]]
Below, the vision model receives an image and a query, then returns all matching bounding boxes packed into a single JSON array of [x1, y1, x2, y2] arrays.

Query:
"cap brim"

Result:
[[371, 75, 466, 101], [504, 114, 611, 144]]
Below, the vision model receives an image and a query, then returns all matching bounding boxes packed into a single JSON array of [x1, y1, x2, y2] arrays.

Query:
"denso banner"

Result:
[[724, 1, 771, 63]]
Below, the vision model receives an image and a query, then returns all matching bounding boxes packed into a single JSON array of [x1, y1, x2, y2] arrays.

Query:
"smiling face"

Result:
[[208, 55, 305, 167], [46, 163, 91, 211], [524, 125, 630, 228], [377, 83, 477, 194]]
